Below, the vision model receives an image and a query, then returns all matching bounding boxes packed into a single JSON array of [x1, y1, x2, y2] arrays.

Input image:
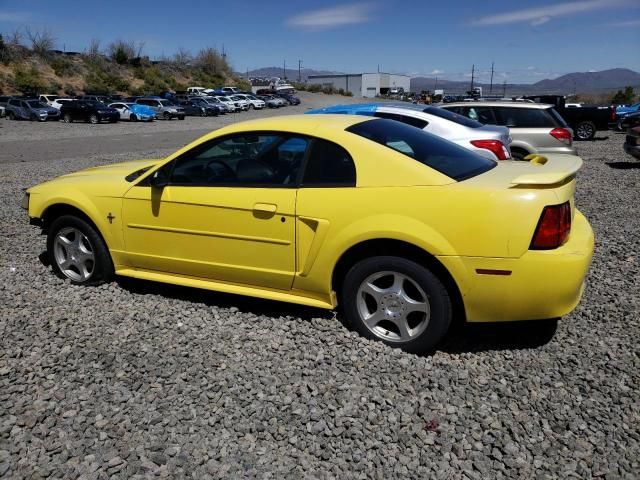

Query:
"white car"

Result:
[[187, 87, 207, 96], [50, 98, 74, 110], [234, 94, 265, 110], [230, 95, 250, 111], [39, 94, 60, 107], [221, 86, 242, 94], [0, 105, 5, 117], [108, 102, 155, 122], [307, 103, 512, 161], [214, 96, 238, 112]]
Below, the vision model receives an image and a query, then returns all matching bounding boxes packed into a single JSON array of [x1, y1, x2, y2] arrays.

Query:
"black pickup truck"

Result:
[[524, 95, 615, 140]]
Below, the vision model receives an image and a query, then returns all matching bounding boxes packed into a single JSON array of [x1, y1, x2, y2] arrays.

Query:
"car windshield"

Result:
[[159, 100, 172, 107], [425, 107, 483, 128], [27, 101, 48, 108], [346, 118, 496, 181]]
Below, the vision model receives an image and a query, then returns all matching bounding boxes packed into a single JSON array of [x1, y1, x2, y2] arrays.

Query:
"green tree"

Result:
[[611, 86, 635, 105]]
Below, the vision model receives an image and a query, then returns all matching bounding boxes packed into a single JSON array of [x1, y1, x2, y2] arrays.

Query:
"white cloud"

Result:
[[470, 0, 630, 26], [287, 2, 375, 30], [605, 18, 640, 26], [430, 69, 444, 75], [0, 11, 29, 22]]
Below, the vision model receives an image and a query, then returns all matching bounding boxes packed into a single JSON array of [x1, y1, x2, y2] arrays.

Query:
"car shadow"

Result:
[[606, 162, 640, 169], [116, 276, 557, 354]]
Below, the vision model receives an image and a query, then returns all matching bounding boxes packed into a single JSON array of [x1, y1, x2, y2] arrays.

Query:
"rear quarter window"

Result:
[[347, 118, 495, 181], [425, 107, 483, 128], [493, 107, 559, 128], [373, 112, 428, 129]]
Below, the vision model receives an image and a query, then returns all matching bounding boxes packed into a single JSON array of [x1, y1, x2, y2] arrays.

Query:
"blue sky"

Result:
[[1, 0, 639, 83]]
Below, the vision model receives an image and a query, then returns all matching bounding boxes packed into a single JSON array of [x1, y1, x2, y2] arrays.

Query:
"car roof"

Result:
[[211, 114, 373, 136], [442, 101, 553, 109]]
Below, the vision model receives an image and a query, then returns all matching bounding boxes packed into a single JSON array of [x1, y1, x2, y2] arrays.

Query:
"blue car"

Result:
[[616, 102, 640, 117], [108, 102, 155, 122]]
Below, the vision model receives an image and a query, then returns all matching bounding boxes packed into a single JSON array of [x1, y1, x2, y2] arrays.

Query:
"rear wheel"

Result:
[[47, 215, 113, 285], [178, 115, 185, 120], [8, 111, 15, 120], [89, 114, 99, 124], [341, 256, 452, 354], [130, 114, 138, 122], [163, 111, 172, 120], [63, 113, 72, 123], [575, 121, 596, 140]]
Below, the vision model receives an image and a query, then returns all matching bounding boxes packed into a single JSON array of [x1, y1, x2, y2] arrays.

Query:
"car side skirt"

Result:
[[116, 266, 337, 310]]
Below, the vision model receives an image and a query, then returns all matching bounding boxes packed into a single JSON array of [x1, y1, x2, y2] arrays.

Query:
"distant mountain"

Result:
[[244, 67, 342, 81], [532, 68, 640, 93], [410, 68, 640, 95]]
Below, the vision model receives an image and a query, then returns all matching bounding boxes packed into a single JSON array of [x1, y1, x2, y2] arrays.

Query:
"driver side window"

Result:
[[167, 133, 309, 187]]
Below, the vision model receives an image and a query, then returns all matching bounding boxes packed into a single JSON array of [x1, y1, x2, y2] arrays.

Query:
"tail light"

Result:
[[470, 139, 511, 160], [610, 108, 617, 122], [550, 128, 573, 146], [530, 202, 571, 250]]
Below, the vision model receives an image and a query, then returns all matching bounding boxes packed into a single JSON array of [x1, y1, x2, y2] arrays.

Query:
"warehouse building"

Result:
[[306, 73, 411, 98]]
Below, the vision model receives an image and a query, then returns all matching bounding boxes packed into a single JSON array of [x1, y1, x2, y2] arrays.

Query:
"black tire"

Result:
[[163, 111, 172, 120], [178, 115, 185, 120], [574, 121, 596, 141], [511, 149, 528, 161], [29, 113, 37, 121], [62, 113, 72, 123], [341, 256, 452, 354], [130, 114, 138, 122], [47, 215, 114, 286], [8, 111, 15, 120], [616, 119, 625, 132], [89, 114, 99, 124]]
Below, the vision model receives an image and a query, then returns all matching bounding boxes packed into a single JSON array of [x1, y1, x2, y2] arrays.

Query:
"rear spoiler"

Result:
[[510, 154, 583, 186]]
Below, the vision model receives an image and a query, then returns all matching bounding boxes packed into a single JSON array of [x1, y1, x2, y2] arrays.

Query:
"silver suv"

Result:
[[135, 98, 185, 120], [440, 102, 576, 159]]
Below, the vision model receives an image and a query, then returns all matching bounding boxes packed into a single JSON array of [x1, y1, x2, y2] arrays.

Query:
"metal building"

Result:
[[306, 73, 411, 98]]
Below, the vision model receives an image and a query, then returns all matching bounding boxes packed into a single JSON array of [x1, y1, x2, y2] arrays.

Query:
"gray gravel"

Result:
[[1, 112, 639, 479]]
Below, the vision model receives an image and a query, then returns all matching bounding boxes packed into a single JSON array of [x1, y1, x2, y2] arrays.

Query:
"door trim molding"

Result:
[[127, 223, 291, 245]]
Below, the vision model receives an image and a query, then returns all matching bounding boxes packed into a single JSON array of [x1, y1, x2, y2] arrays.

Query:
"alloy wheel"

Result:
[[356, 271, 431, 342], [53, 227, 95, 282]]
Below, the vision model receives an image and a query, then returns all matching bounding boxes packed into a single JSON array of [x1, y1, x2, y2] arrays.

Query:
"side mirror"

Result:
[[149, 170, 169, 188]]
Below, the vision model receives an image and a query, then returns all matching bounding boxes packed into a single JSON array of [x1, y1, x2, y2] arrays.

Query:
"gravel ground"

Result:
[[0, 114, 639, 479]]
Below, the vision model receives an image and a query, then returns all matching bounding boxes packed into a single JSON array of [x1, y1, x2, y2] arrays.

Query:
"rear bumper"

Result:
[[537, 146, 578, 156], [438, 210, 594, 322]]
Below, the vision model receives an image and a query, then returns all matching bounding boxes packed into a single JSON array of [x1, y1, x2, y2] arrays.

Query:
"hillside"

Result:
[[0, 41, 248, 96]]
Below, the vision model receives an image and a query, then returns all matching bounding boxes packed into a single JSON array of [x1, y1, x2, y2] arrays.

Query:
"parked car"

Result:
[[234, 94, 265, 109], [213, 96, 238, 112], [50, 98, 74, 110], [202, 96, 229, 113], [135, 98, 185, 120], [307, 103, 512, 161], [39, 94, 60, 107], [441, 102, 576, 160], [618, 110, 640, 131], [615, 102, 640, 130], [108, 102, 155, 122], [523, 95, 615, 140], [181, 98, 220, 116], [257, 95, 281, 108], [60, 100, 119, 123], [78, 95, 111, 105], [5, 98, 61, 121], [23, 114, 594, 354], [0, 105, 4, 117], [276, 93, 301, 105], [187, 87, 207, 96], [230, 95, 250, 111], [221, 86, 242, 94], [623, 126, 640, 160]]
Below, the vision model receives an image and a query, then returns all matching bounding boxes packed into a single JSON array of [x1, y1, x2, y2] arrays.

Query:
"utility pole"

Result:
[[470, 64, 475, 93], [222, 44, 226, 61], [246, 67, 249, 79], [298, 59, 302, 82], [489, 62, 495, 95], [434, 77, 438, 91], [502, 80, 507, 97], [283, 59, 286, 80]]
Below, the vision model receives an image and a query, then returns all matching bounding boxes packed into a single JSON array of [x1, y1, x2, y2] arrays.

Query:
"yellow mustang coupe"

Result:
[[23, 115, 594, 353]]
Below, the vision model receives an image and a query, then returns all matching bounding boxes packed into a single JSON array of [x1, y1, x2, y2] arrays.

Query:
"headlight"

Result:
[[21, 192, 30, 210]]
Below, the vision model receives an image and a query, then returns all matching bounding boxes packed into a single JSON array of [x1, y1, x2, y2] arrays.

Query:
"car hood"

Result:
[[29, 159, 162, 196]]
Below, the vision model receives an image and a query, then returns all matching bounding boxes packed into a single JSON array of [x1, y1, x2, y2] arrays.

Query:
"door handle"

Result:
[[253, 203, 277, 213]]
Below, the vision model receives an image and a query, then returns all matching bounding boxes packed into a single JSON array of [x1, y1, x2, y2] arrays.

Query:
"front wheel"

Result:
[[341, 256, 452, 354], [62, 113, 72, 123], [89, 114, 99, 124], [130, 114, 138, 122], [575, 121, 596, 140], [178, 115, 185, 120], [47, 215, 114, 285], [163, 112, 172, 120]]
